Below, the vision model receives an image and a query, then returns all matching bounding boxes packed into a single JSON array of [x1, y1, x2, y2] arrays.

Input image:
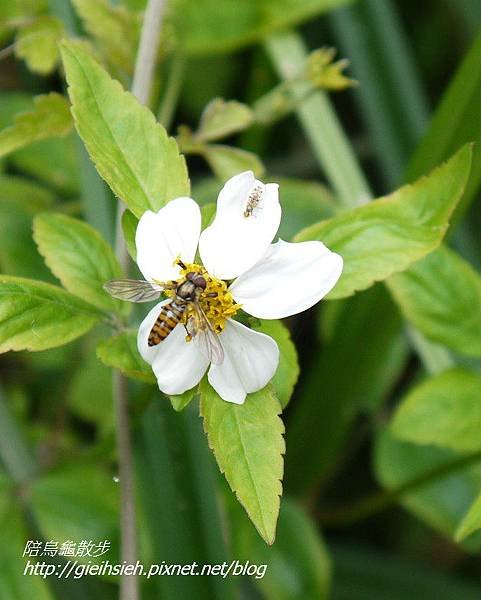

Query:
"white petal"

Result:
[[229, 239, 343, 319], [135, 197, 201, 282], [208, 319, 279, 404], [199, 171, 281, 279], [137, 301, 209, 394]]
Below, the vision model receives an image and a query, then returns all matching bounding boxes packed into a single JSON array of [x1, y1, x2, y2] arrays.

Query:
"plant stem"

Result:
[[264, 32, 371, 207], [157, 52, 186, 130], [265, 30, 455, 373], [114, 2, 166, 599], [318, 448, 481, 527]]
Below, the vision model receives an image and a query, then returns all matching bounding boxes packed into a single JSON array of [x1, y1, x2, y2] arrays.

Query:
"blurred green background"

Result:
[[1, 0, 481, 598]]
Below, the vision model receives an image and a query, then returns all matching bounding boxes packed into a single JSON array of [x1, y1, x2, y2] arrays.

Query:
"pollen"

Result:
[[176, 260, 241, 333]]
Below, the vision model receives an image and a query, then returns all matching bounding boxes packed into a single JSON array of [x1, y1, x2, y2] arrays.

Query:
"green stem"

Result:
[[318, 448, 481, 527], [265, 30, 455, 372], [157, 52, 186, 130], [264, 31, 371, 207], [0, 386, 36, 485], [114, 2, 167, 599]]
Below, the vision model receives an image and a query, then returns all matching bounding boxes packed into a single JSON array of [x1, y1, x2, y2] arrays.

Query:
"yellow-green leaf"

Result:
[[388, 245, 481, 357], [0, 276, 102, 352], [97, 329, 155, 384], [0, 93, 72, 159], [200, 380, 285, 544], [204, 145, 265, 181], [391, 369, 481, 453], [295, 145, 472, 299], [61, 40, 190, 218], [196, 98, 254, 143], [33, 213, 125, 315], [72, 0, 141, 74], [15, 16, 64, 74]]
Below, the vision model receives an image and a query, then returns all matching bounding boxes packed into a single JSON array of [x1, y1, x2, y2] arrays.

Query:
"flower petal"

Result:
[[135, 197, 201, 282], [138, 301, 209, 394], [199, 171, 281, 279], [229, 239, 343, 319], [208, 319, 279, 404]]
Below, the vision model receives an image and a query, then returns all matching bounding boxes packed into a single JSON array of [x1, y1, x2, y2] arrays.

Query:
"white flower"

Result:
[[136, 171, 343, 404]]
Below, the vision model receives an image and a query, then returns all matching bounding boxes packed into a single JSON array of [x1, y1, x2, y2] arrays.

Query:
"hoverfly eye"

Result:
[[196, 276, 207, 289]]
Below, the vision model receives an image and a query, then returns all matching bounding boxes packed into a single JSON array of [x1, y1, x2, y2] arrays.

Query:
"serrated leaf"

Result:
[[204, 144, 265, 181], [33, 213, 125, 315], [72, 0, 141, 74], [61, 40, 190, 218], [391, 369, 481, 453], [0, 276, 102, 352], [200, 379, 285, 544], [97, 329, 155, 383], [294, 145, 472, 299], [388, 245, 481, 357], [196, 98, 254, 142], [15, 16, 64, 74], [0, 93, 73, 159], [456, 492, 481, 542], [171, 0, 353, 55], [253, 320, 299, 408]]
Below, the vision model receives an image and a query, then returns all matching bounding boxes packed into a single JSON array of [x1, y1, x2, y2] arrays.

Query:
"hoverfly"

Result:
[[104, 264, 224, 365], [243, 185, 264, 218]]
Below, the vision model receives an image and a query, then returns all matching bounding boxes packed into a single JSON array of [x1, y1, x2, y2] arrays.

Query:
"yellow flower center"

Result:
[[165, 260, 241, 334]]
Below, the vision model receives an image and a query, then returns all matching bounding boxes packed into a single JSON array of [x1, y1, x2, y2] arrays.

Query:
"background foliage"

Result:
[[1, 0, 481, 598]]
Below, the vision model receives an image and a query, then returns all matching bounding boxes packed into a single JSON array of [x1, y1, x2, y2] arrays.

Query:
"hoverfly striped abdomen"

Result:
[[148, 300, 186, 346]]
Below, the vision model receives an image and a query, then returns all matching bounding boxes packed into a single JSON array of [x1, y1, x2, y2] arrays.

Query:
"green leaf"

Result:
[[169, 388, 197, 412], [15, 16, 64, 74], [253, 320, 299, 408], [121, 209, 138, 261], [196, 98, 254, 143], [61, 40, 190, 218], [200, 380, 285, 544], [388, 245, 481, 357], [407, 30, 481, 222], [456, 492, 481, 542], [294, 145, 472, 299], [204, 145, 265, 181], [230, 496, 331, 600], [171, 0, 353, 55], [0, 93, 73, 159], [72, 0, 141, 74], [374, 428, 481, 550], [0, 276, 102, 352], [30, 465, 119, 564], [97, 329, 155, 383], [33, 213, 125, 315], [391, 368, 481, 453]]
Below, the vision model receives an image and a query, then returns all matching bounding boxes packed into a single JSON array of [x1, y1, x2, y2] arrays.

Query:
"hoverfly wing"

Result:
[[188, 304, 224, 365], [103, 278, 164, 303]]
